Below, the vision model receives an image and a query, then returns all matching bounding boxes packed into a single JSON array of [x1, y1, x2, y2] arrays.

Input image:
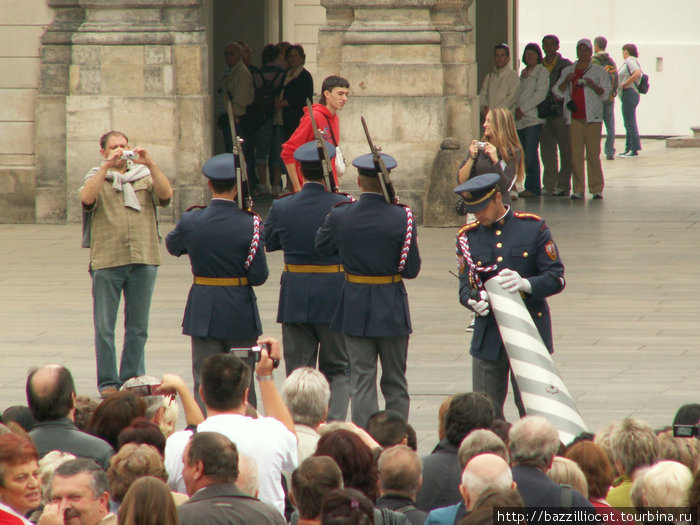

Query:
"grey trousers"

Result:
[[282, 322, 350, 422], [344, 334, 409, 429], [540, 114, 572, 193], [191, 336, 257, 414], [472, 346, 525, 420]]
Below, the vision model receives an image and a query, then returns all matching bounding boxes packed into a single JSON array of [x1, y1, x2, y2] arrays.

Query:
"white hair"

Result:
[[509, 416, 559, 469], [636, 460, 692, 509], [281, 368, 330, 427]]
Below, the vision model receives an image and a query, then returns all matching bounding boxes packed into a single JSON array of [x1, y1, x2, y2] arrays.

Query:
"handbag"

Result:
[[537, 92, 561, 119]]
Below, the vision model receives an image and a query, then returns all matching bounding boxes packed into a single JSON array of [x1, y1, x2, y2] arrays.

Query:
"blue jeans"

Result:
[[91, 264, 157, 390], [621, 88, 641, 153], [602, 101, 616, 157], [517, 124, 543, 194]]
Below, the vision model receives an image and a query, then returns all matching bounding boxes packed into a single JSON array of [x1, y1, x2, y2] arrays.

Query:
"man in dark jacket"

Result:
[[376, 445, 428, 524], [264, 140, 352, 421], [27, 365, 113, 470], [178, 432, 285, 525], [540, 34, 574, 196], [315, 152, 421, 429], [166, 153, 268, 411], [415, 392, 495, 512]]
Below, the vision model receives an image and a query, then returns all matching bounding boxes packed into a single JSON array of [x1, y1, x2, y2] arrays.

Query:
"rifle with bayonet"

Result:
[[227, 100, 253, 211], [306, 98, 337, 193], [360, 116, 398, 204]]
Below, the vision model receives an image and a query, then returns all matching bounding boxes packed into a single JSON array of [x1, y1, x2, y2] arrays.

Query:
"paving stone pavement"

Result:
[[1, 138, 699, 456]]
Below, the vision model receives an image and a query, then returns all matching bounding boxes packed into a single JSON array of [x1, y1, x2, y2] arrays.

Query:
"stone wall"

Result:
[[35, 0, 210, 224], [317, 0, 475, 222], [0, 1, 54, 223]]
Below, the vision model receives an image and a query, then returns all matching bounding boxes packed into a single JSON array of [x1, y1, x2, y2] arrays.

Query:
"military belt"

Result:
[[344, 273, 402, 284], [193, 276, 249, 286], [283, 264, 344, 273]]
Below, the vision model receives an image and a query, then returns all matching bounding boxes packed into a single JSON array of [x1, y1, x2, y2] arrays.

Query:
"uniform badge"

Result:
[[545, 241, 558, 261], [458, 255, 466, 274]]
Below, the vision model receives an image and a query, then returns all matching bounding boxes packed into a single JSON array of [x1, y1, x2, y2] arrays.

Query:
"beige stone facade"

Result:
[[1, 0, 484, 224]]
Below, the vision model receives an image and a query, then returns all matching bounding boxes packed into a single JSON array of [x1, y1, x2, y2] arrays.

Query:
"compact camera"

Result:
[[121, 150, 138, 160], [673, 422, 699, 438], [477, 141, 487, 150], [125, 384, 161, 396], [229, 344, 280, 369]]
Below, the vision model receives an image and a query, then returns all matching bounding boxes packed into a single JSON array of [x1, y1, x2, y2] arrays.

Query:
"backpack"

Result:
[[594, 55, 619, 101], [627, 60, 650, 95], [250, 69, 283, 128]]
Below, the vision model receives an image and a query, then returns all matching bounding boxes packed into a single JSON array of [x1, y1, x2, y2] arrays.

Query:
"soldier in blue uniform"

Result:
[[315, 153, 421, 429], [454, 173, 565, 419], [263, 140, 352, 421], [165, 153, 268, 412]]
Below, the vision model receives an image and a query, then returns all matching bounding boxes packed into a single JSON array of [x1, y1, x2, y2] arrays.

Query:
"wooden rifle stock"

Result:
[[305, 98, 337, 192], [360, 116, 397, 204]]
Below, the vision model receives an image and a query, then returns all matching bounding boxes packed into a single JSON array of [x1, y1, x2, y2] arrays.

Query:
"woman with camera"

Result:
[[553, 38, 611, 200], [456, 107, 524, 206]]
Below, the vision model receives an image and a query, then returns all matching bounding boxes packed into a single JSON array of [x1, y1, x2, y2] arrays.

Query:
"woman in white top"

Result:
[[515, 43, 550, 198], [617, 43, 642, 157]]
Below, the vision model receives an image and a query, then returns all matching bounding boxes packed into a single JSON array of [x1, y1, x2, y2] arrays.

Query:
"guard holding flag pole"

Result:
[[165, 153, 269, 413], [455, 173, 568, 423], [263, 140, 353, 421], [315, 140, 421, 429]]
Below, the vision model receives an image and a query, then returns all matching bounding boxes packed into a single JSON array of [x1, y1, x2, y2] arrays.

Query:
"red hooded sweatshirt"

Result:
[[281, 103, 340, 187]]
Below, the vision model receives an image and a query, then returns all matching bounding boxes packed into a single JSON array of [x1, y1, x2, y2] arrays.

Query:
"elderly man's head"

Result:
[[26, 365, 76, 422], [182, 432, 238, 497], [508, 416, 560, 470], [459, 429, 509, 471], [377, 445, 422, 499], [459, 453, 514, 511], [280, 367, 330, 429]]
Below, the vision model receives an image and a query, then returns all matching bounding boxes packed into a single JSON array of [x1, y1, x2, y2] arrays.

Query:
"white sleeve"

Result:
[[164, 430, 192, 493]]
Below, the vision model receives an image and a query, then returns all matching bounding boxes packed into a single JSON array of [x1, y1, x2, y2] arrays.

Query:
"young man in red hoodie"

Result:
[[281, 76, 349, 192]]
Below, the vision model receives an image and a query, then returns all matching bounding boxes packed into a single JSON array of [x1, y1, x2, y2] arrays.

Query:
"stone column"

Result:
[[317, 0, 474, 222], [36, 0, 210, 223]]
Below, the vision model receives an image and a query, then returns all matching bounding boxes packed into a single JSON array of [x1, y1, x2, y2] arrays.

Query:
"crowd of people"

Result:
[[0, 363, 697, 525], [476, 34, 646, 201], [217, 40, 349, 197], [23, 30, 670, 525]]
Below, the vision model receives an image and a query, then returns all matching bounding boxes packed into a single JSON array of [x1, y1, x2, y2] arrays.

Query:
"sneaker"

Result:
[[606, 155, 615, 160], [541, 188, 554, 196], [617, 151, 639, 158], [509, 189, 518, 201], [592, 192, 603, 199], [570, 192, 584, 200], [270, 185, 284, 197], [552, 189, 569, 197], [518, 190, 539, 198]]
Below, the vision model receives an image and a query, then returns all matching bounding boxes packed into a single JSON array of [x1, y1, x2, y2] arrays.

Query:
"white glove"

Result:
[[498, 268, 532, 294], [467, 290, 490, 317]]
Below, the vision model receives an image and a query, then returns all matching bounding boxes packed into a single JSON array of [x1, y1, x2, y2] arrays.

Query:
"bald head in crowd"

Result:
[[459, 453, 514, 511], [26, 364, 76, 421]]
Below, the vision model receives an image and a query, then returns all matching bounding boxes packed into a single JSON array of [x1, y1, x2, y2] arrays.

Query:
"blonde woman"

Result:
[[457, 107, 525, 205]]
